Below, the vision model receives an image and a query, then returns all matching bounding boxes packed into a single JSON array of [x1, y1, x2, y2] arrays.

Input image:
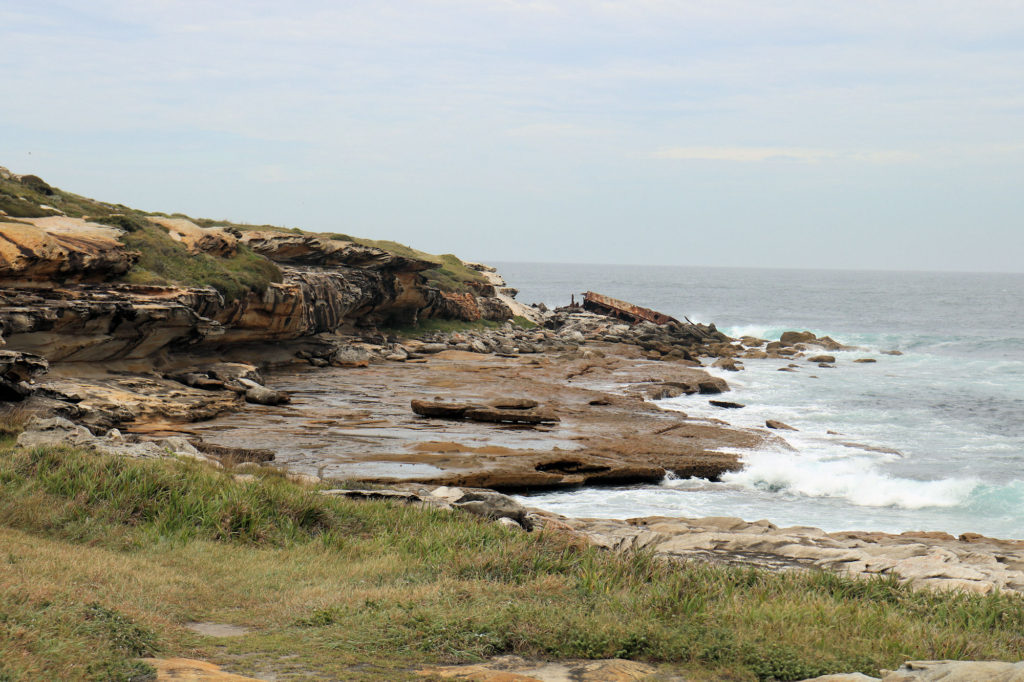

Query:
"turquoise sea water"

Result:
[[497, 264, 1024, 540]]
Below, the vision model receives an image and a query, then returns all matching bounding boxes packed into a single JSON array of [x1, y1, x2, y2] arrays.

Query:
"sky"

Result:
[[2, 1, 1023, 272]]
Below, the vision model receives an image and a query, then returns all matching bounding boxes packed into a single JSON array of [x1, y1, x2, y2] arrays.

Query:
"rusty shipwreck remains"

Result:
[[582, 291, 680, 325]]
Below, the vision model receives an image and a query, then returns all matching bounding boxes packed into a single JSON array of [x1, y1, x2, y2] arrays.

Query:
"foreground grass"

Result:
[[1, 445, 1024, 680]]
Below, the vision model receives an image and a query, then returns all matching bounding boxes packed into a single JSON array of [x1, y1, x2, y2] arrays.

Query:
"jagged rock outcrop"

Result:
[[0, 350, 48, 400], [0, 285, 222, 362], [0, 217, 513, 360], [149, 217, 237, 257], [0, 218, 138, 283], [238, 230, 432, 271]]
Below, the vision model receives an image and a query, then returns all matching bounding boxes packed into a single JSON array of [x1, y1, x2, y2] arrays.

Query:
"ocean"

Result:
[[495, 263, 1024, 540]]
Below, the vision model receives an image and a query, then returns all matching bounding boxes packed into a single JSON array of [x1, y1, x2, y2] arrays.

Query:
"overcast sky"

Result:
[[3, 1, 1023, 272]]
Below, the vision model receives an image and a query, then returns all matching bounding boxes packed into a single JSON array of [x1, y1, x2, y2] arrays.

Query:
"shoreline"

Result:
[[17, 315, 1023, 598], [13, 308, 1019, 548]]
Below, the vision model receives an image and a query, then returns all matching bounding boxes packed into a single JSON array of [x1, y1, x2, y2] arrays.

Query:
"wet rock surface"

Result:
[[533, 511, 1024, 596], [179, 342, 765, 491]]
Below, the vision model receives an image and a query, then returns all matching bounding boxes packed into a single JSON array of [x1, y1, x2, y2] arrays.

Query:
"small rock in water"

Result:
[[697, 377, 729, 394], [807, 354, 836, 363], [709, 400, 744, 409], [766, 419, 797, 431], [712, 357, 742, 371], [853, 358, 877, 363], [882, 349, 903, 355]]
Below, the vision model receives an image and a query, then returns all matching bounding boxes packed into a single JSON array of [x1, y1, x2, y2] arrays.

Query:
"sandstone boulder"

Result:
[[712, 357, 742, 371], [0, 220, 138, 282], [463, 406, 559, 425], [815, 335, 846, 351], [491, 398, 540, 410], [239, 231, 432, 271], [429, 487, 532, 529], [0, 350, 48, 401], [329, 346, 372, 367], [780, 330, 816, 346], [418, 655, 658, 681], [766, 419, 797, 431], [807, 355, 836, 363], [881, 660, 1024, 681], [149, 217, 238, 258], [697, 377, 729, 394], [16, 416, 218, 462], [236, 378, 290, 406], [410, 399, 484, 418]]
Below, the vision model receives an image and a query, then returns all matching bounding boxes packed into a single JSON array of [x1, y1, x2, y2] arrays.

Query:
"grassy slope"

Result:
[[1, 171, 483, 298], [1, 441, 1023, 681], [118, 225, 282, 302], [198, 219, 488, 293], [0, 176, 282, 302]]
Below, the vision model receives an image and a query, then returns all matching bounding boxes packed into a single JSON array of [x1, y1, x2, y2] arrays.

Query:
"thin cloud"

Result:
[[651, 146, 918, 163]]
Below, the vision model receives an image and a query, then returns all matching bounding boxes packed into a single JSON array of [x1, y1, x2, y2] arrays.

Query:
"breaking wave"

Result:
[[716, 450, 979, 510]]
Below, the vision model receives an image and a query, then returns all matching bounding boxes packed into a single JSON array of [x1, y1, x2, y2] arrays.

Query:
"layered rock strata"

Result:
[[0, 222, 518, 364]]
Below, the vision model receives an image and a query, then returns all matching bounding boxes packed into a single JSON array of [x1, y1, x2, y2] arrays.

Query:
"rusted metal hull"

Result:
[[582, 291, 680, 325]]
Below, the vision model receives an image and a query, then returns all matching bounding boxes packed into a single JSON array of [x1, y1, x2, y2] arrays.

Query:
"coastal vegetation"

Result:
[[2, 438, 1023, 680], [118, 223, 282, 302], [1, 170, 488, 296], [192, 219, 490, 293]]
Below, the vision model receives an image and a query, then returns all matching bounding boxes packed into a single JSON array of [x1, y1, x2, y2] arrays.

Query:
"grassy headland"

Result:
[[118, 224, 282, 302], [1, 170, 487, 296], [2, 438, 1023, 681], [200, 219, 489, 293]]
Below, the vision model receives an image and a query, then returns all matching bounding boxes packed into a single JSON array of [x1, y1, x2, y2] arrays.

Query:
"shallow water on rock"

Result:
[[187, 362, 580, 480], [502, 264, 1024, 540]]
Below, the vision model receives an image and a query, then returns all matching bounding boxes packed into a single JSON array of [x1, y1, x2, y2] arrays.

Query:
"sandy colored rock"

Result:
[[554, 512, 1024, 596], [0, 219, 138, 282], [183, 346, 761, 491], [807, 354, 836, 363], [881, 660, 1024, 681], [780, 330, 816, 346], [419, 655, 662, 681], [141, 658, 263, 681], [149, 217, 238, 257]]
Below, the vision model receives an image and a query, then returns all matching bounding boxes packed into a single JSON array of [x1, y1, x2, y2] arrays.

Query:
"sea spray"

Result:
[[501, 263, 1024, 539]]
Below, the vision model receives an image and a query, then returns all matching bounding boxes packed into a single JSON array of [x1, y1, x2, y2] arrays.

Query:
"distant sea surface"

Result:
[[494, 263, 1024, 540]]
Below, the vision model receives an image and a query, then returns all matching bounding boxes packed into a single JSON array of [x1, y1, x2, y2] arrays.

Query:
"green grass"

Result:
[[119, 223, 281, 302], [2, 445, 1024, 680], [1, 170, 485, 294], [211, 222, 488, 293], [512, 315, 538, 329], [317, 234, 489, 293], [0, 174, 134, 220]]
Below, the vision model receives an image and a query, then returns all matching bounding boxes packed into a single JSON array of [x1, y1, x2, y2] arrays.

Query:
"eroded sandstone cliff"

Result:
[[0, 169, 515, 366]]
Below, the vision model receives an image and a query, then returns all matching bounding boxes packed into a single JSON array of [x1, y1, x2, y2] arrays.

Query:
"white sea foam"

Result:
[[715, 450, 979, 509]]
